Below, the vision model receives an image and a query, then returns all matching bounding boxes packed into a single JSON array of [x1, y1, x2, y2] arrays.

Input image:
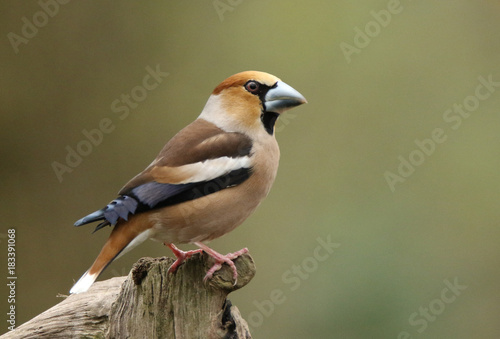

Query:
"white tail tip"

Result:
[[70, 270, 98, 294]]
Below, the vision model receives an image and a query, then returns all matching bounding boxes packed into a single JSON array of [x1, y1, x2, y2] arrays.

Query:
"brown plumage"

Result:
[[70, 71, 306, 293]]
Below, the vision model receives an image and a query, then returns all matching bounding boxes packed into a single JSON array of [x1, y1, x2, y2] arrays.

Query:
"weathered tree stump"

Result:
[[1, 253, 255, 339]]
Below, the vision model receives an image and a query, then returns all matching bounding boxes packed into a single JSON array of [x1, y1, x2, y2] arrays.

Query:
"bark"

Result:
[[1, 253, 255, 339]]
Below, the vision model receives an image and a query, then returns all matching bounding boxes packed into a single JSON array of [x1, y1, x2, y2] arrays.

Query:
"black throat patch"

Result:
[[261, 112, 279, 135]]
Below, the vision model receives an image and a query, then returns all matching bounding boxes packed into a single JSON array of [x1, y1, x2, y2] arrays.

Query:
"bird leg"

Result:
[[165, 243, 203, 273], [193, 241, 248, 284]]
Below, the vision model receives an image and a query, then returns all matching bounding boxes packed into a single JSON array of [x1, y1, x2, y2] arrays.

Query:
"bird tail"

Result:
[[70, 216, 151, 294]]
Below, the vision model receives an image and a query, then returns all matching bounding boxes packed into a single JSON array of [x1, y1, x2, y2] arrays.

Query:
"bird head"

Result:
[[199, 71, 307, 136]]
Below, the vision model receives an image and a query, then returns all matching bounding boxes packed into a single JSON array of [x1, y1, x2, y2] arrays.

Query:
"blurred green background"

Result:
[[1, 1, 500, 338]]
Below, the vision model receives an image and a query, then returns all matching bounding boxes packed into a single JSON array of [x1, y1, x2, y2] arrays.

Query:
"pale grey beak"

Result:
[[264, 81, 307, 114]]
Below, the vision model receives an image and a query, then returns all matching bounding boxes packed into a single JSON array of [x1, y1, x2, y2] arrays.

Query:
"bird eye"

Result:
[[245, 81, 260, 94]]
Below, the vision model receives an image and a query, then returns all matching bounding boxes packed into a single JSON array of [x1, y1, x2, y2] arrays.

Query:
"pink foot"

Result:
[[194, 242, 248, 285], [165, 243, 203, 273]]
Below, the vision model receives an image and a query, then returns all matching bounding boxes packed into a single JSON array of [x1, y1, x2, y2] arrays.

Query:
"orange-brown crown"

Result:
[[212, 71, 280, 95]]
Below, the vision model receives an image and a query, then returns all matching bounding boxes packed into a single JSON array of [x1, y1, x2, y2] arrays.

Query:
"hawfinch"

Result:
[[70, 71, 307, 294]]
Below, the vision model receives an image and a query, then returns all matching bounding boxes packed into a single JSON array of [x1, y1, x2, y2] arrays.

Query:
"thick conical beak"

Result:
[[264, 81, 307, 114]]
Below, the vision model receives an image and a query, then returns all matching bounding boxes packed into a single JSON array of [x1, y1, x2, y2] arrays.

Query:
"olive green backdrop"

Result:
[[1, 1, 500, 338]]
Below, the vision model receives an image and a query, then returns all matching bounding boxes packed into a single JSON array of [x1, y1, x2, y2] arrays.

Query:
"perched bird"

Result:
[[70, 71, 307, 294]]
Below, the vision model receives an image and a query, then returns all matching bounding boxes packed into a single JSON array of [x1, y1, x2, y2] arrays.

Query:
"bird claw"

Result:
[[165, 243, 203, 273], [166, 242, 248, 285], [197, 245, 249, 285]]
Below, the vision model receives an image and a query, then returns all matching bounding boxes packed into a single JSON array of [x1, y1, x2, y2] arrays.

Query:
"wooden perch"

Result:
[[1, 253, 256, 339]]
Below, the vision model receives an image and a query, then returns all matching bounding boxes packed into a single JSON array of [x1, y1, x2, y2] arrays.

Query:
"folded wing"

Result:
[[74, 119, 254, 232]]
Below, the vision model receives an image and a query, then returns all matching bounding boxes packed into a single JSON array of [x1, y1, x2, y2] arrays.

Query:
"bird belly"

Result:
[[147, 184, 258, 244]]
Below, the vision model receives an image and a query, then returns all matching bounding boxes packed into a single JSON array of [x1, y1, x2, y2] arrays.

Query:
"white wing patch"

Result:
[[178, 156, 252, 184]]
